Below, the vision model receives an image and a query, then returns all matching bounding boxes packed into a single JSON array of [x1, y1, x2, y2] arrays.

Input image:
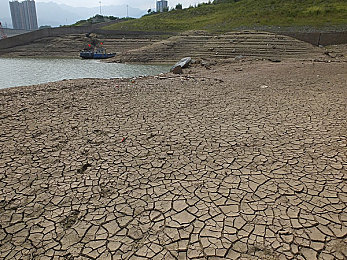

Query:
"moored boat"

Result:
[[80, 48, 116, 59], [80, 33, 115, 59]]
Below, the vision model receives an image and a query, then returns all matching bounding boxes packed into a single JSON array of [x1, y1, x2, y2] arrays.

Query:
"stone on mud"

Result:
[[171, 57, 192, 73]]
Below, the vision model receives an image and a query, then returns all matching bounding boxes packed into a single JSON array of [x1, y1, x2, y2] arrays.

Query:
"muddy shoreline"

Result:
[[1, 59, 347, 259]]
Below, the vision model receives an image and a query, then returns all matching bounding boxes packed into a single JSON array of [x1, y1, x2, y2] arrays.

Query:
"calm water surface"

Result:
[[0, 58, 171, 89]]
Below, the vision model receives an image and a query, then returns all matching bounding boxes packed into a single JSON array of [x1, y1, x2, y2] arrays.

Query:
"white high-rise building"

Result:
[[156, 0, 168, 12]]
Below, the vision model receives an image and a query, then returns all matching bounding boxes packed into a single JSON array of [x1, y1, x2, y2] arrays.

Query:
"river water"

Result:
[[0, 58, 171, 89]]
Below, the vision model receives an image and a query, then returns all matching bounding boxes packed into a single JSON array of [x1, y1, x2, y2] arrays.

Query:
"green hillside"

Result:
[[103, 0, 347, 32]]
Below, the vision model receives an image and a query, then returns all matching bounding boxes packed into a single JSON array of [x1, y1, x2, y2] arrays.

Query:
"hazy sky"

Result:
[[35, 0, 208, 9]]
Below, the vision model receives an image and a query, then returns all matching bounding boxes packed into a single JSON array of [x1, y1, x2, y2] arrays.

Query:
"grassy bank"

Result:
[[103, 0, 347, 32]]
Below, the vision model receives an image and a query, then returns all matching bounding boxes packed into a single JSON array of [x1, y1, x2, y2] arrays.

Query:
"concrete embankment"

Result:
[[1, 26, 346, 63], [0, 26, 346, 52], [0, 24, 173, 54], [281, 31, 347, 46], [2, 28, 30, 37]]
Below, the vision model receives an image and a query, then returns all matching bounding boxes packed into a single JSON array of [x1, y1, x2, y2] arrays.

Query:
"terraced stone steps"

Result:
[[114, 31, 320, 63], [0, 34, 166, 58], [0, 31, 322, 63]]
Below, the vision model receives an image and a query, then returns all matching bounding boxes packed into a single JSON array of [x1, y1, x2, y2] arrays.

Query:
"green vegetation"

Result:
[[102, 0, 347, 32], [176, 3, 183, 10], [73, 15, 134, 26]]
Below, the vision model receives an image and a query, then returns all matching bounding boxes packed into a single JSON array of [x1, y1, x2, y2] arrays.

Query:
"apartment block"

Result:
[[9, 0, 38, 30]]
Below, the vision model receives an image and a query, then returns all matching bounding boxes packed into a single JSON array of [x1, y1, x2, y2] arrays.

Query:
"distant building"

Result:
[[9, 0, 38, 30], [156, 0, 168, 12]]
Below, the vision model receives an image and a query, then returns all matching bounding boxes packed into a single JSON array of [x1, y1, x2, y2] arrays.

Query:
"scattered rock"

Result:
[[201, 60, 216, 70], [171, 57, 192, 74], [172, 66, 183, 74], [77, 163, 91, 174], [61, 210, 80, 229], [235, 55, 244, 61], [324, 51, 337, 58], [268, 58, 281, 62]]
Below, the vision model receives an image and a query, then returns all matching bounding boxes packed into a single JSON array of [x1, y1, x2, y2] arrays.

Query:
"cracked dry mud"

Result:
[[0, 60, 346, 259]]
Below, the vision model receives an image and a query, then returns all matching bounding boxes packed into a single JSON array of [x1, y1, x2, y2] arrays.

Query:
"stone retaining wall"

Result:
[[3, 28, 30, 37], [0, 26, 346, 51], [0, 27, 91, 49], [280, 31, 347, 46], [0, 25, 173, 50]]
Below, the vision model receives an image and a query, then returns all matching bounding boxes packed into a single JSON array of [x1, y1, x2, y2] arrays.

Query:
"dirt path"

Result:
[[0, 59, 346, 259]]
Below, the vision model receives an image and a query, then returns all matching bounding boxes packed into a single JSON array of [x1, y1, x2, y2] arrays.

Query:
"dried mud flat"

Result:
[[0, 59, 346, 260]]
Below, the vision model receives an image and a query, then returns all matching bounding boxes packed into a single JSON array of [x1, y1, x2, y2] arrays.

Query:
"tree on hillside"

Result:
[[176, 3, 183, 10]]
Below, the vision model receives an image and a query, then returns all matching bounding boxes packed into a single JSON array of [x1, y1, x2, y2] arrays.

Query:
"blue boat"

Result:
[[80, 47, 115, 59]]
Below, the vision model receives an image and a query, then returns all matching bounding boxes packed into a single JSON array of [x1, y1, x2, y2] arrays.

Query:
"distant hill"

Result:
[[0, 1, 146, 28], [103, 0, 347, 32]]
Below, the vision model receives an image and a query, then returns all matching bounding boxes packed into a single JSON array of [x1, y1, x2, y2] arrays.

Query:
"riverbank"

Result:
[[0, 59, 346, 259], [1, 30, 345, 64]]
